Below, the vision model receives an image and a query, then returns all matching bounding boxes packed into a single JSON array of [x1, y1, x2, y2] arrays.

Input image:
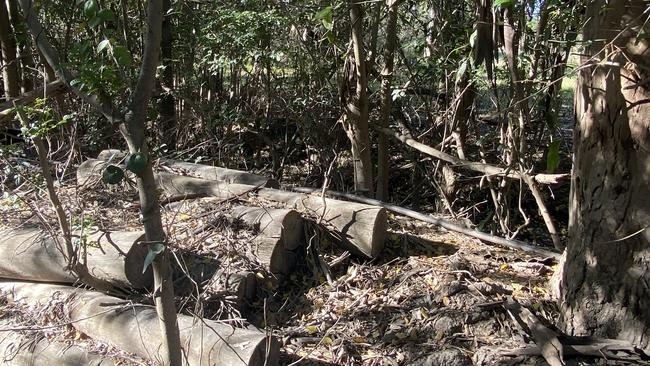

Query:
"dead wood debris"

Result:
[[1, 162, 640, 365]]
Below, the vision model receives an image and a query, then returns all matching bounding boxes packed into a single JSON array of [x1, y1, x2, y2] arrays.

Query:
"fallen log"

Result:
[[77, 159, 113, 187], [230, 206, 304, 275], [154, 173, 386, 258], [159, 158, 280, 188], [0, 281, 278, 366], [0, 320, 115, 365], [77, 160, 386, 258], [95, 150, 280, 188], [173, 253, 257, 305], [292, 187, 561, 260], [0, 228, 153, 289]]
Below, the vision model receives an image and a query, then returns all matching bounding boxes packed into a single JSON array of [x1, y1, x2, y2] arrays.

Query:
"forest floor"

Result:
[[0, 179, 568, 366], [0, 79, 589, 365]]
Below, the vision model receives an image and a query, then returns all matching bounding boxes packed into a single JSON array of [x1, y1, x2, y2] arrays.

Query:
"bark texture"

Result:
[[343, 0, 373, 195], [376, 0, 400, 200], [560, 0, 650, 351], [0, 0, 19, 99]]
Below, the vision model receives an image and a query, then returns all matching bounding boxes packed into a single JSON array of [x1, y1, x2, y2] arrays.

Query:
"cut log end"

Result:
[[230, 206, 305, 276]]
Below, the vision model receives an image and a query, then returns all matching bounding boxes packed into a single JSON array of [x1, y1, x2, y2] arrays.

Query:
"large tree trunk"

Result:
[[560, 0, 650, 351]]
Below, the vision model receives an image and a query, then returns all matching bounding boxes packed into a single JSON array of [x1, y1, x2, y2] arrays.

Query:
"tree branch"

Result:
[[376, 126, 568, 184], [376, 126, 566, 249]]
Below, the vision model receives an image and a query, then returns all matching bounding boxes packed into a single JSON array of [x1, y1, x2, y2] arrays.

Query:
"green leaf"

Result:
[[142, 243, 165, 274], [96, 39, 111, 54], [322, 18, 333, 31], [97, 9, 115, 22], [314, 6, 332, 21], [494, 0, 516, 8], [469, 29, 478, 48], [456, 59, 468, 83], [113, 46, 132, 66], [88, 16, 103, 28], [83, 0, 98, 18], [315, 6, 333, 31], [325, 31, 335, 45], [546, 140, 561, 173]]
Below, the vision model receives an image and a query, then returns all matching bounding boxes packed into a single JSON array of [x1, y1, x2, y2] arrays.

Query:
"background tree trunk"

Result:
[[7, 0, 34, 93], [376, 0, 400, 200], [344, 0, 373, 195], [560, 0, 650, 351], [158, 0, 177, 150], [0, 0, 19, 99]]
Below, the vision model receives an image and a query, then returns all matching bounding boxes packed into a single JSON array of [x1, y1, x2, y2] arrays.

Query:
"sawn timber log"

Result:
[[0, 281, 279, 366], [95, 149, 280, 188], [0, 228, 153, 289], [77, 159, 387, 258], [0, 319, 116, 365], [153, 172, 387, 258], [230, 206, 304, 275]]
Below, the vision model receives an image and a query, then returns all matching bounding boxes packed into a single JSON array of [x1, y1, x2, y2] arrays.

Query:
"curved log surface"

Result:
[[231, 206, 304, 275], [154, 173, 387, 258], [0, 319, 115, 366], [78, 160, 387, 258], [0, 281, 279, 366], [95, 150, 280, 188], [0, 228, 153, 289]]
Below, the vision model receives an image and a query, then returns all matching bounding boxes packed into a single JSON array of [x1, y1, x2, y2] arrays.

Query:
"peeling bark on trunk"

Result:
[[560, 0, 650, 352]]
